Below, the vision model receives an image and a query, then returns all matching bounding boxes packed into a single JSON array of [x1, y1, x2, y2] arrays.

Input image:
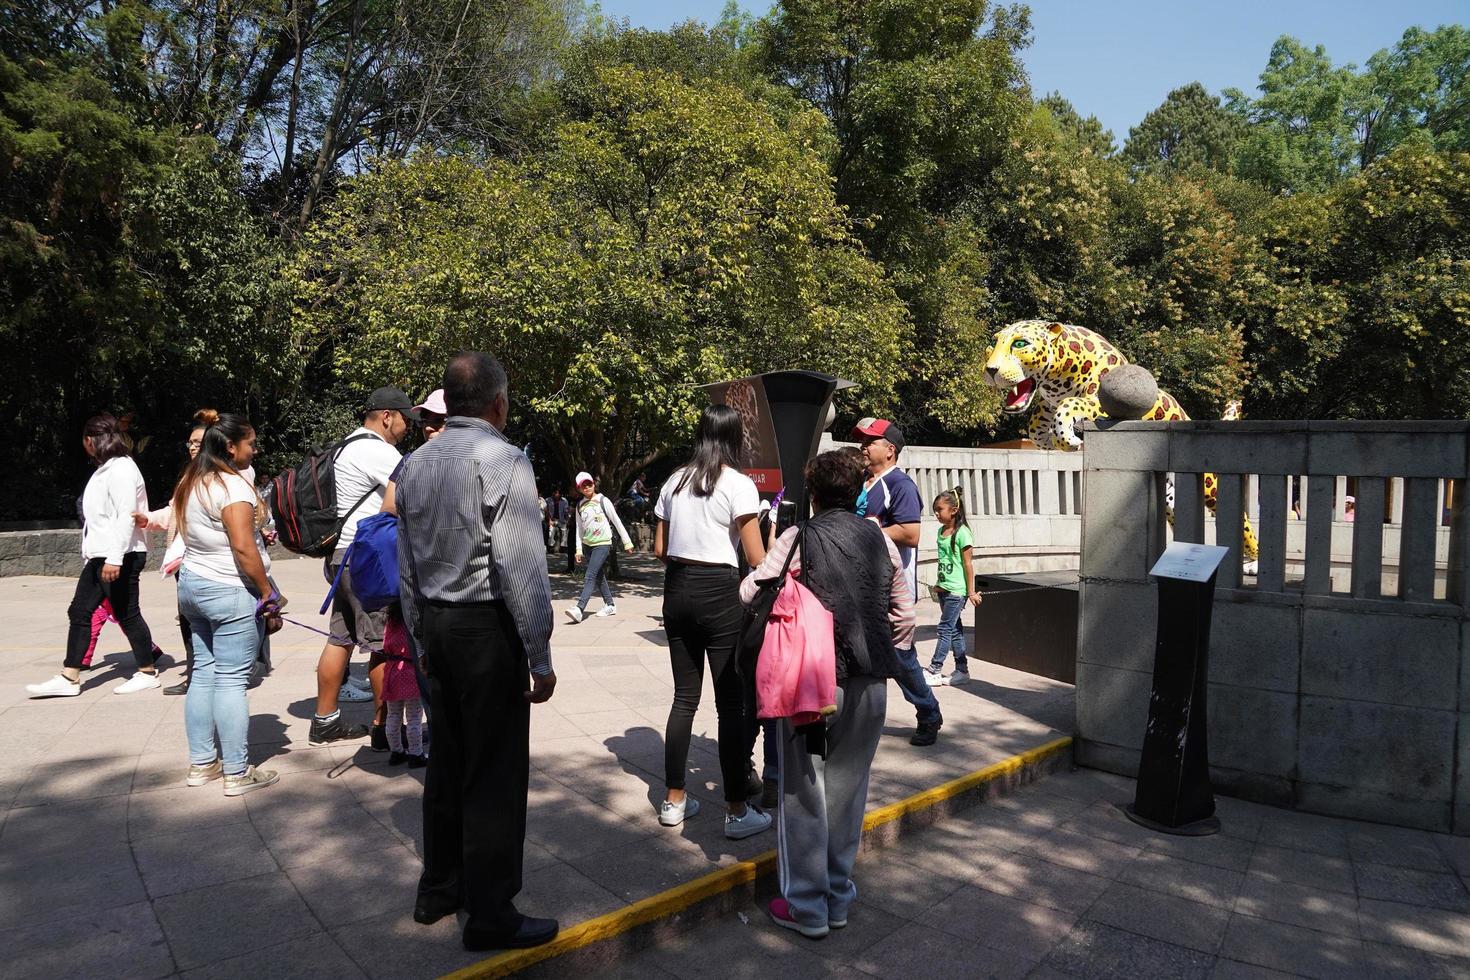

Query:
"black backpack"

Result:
[[268, 433, 381, 558]]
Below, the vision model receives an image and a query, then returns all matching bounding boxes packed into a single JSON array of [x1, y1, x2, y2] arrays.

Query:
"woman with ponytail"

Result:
[[27, 414, 163, 698], [170, 410, 284, 795], [924, 488, 981, 687]]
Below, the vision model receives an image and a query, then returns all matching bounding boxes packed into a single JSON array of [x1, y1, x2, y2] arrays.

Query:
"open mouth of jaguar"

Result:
[[1002, 378, 1036, 413]]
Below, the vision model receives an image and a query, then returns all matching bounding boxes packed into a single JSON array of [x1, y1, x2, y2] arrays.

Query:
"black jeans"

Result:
[[662, 563, 748, 802], [418, 601, 530, 937], [65, 554, 155, 670]]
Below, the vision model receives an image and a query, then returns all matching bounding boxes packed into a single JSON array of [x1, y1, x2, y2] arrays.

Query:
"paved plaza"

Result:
[[0, 555, 1074, 979], [592, 767, 1470, 980], [4, 555, 1470, 978]]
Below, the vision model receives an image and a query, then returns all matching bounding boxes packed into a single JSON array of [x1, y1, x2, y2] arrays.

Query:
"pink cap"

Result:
[[575, 471, 594, 487], [414, 389, 447, 416]]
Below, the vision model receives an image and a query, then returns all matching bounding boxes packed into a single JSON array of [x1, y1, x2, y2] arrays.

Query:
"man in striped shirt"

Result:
[[396, 351, 559, 952]]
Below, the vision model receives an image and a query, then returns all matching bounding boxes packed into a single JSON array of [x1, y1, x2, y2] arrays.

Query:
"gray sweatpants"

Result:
[[776, 674, 887, 928]]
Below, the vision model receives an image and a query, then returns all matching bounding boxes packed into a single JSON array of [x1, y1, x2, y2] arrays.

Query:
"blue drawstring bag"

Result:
[[320, 512, 400, 614]]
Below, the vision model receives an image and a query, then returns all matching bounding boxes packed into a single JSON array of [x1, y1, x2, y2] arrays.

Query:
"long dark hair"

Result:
[[82, 413, 132, 463], [934, 486, 970, 539], [674, 404, 743, 498], [171, 408, 256, 536]]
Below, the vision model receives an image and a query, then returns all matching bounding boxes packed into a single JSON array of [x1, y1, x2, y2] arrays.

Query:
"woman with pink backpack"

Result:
[[740, 449, 915, 939]]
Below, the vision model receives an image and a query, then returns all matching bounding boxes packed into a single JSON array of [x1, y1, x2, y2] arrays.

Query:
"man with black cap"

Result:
[[851, 417, 944, 747], [309, 386, 417, 746]]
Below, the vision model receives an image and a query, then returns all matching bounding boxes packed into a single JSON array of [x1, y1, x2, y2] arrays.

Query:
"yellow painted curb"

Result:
[[443, 735, 1073, 979]]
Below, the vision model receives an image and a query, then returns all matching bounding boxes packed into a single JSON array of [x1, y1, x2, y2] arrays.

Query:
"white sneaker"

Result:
[[339, 683, 373, 702], [724, 805, 773, 840], [26, 674, 81, 698], [923, 669, 948, 687], [948, 670, 971, 686], [596, 604, 617, 618], [566, 606, 586, 624], [659, 795, 700, 826], [115, 672, 162, 695]]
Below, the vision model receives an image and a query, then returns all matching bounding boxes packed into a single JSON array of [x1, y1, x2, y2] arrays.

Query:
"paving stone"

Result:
[[327, 908, 482, 980], [1219, 913, 1367, 979], [1117, 850, 1247, 909], [1143, 827, 1257, 873], [179, 933, 366, 980], [843, 846, 968, 921], [1060, 800, 1160, 849], [852, 920, 1036, 980], [1084, 881, 1230, 954], [925, 884, 1077, 962], [1361, 940, 1470, 979], [1042, 919, 1215, 979], [1233, 873, 1361, 938], [1210, 959, 1301, 979], [1355, 861, 1470, 913], [1349, 825, 1453, 873], [0, 899, 175, 980], [286, 842, 421, 929], [974, 854, 1113, 915], [1021, 825, 1143, 878], [1358, 897, 1470, 958], [1255, 813, 1351, 859], [1245, 843, 1356, 895], [153, 872, 321, 970]]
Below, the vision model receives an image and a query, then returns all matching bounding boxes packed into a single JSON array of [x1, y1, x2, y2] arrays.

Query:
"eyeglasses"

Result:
[[186, 440, 203, 450]]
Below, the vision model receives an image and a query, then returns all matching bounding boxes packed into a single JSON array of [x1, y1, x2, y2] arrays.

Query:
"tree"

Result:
[[291, 67, 911, 489], [1358, 25, 1470, 166], [1226, 37, 1362, 193], [1039, 92, 1115, 158], [0, 51, 294, 517], [1122, 82, 1243, 176]]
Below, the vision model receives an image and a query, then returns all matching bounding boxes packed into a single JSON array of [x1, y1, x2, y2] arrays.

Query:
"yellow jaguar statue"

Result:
[[983, 319, 1258, 562]]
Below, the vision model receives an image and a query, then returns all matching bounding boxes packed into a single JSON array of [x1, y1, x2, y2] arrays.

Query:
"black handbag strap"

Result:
[[765, 525, 802, 587]]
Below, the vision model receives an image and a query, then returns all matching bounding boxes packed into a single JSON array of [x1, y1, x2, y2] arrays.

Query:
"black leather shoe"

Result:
[[163, 680, 189, 696], [462, 915, 559, 952], [413, 901, 460, 925], [370, 723, 388, 752], [909, 720, 942, 747]]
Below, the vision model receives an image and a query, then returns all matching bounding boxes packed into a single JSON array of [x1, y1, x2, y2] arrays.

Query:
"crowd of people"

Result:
[[23, 349, 982, 952]]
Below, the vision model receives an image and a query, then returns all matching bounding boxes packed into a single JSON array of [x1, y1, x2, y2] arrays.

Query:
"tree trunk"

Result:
[[298, 0, 367, 228]]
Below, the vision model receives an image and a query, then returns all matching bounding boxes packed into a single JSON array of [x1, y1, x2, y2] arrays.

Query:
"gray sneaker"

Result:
[[658, 795, 700, 826], [186, 758, 223, 787], [724, 805, 772, 840], [223, 766, 279, 797]]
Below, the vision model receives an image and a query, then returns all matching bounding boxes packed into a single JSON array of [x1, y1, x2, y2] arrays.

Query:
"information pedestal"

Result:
[[1125, 542, 1227, 836]]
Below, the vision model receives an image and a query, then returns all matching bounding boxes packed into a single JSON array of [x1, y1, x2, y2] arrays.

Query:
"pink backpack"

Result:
[[755, 569, 837, 726]]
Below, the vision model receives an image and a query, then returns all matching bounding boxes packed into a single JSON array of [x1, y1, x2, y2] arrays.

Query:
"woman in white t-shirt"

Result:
[[171, 411, 285, 797], [653, 404, 771, 840]]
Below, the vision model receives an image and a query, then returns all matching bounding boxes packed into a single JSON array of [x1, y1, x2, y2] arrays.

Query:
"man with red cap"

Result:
[[851, 418, 944, 747]]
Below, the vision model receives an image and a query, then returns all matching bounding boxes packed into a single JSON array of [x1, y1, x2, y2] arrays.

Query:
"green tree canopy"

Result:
[[292, 67, 910, 487], [1122, 82, 1244, 177]]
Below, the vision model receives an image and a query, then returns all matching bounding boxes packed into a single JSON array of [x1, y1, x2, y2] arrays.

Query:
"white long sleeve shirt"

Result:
[[80, 457, 149, 565]]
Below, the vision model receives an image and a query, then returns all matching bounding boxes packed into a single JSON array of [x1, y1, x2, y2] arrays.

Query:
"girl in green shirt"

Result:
[[926, 489, 982, 686]]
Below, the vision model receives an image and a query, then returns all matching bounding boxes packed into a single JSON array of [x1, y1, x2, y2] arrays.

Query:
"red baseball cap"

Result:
[[851, 417, 905, 453]]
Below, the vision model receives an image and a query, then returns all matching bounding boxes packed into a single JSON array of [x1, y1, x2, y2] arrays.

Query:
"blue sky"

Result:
[[594, 0, 1467, 142]]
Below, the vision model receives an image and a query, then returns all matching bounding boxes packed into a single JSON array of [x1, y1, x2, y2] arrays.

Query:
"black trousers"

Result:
[[418, 601, 530, 936], [662, 563, 749, 802], [65, 554, 155, 670]]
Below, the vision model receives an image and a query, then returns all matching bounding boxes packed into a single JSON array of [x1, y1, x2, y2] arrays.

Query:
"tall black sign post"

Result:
[[701, 370, 856, 521], [1125, 541, 1228, 837]]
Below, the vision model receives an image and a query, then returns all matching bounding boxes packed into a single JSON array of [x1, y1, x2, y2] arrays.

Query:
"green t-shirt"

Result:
[[935, 524, 974, 596]]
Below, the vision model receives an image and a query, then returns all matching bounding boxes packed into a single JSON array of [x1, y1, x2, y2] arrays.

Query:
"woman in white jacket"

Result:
[[27, 414, 163, 697]]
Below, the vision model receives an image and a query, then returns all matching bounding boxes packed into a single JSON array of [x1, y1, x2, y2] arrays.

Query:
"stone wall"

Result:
[[1075, 420, 1470, 834], [0, 529, 298, 578]]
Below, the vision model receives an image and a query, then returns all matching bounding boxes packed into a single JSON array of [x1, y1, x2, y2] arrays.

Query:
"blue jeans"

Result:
[[178, 569, 263, 775], [929, 592, 969, 673], [892, 645, 942, 726], [577, 544, 614, 610]]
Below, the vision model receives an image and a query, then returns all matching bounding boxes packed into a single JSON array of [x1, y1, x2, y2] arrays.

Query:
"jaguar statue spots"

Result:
[[983, 320, 1258, 564]]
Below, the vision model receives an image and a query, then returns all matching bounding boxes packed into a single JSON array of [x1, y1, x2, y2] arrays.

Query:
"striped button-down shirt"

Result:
[[395, 417, 554, 675]]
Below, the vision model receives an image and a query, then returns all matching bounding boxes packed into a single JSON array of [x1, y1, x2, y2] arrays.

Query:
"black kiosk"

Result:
[[1124, 541, 1229, 837]]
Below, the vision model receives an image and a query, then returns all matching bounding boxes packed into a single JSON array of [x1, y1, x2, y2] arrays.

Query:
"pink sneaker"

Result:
[[768, 898, 828, 939]]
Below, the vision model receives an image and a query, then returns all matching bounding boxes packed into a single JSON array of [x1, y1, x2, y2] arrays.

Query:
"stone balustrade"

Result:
[[1076, 419, 1470, 833]]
